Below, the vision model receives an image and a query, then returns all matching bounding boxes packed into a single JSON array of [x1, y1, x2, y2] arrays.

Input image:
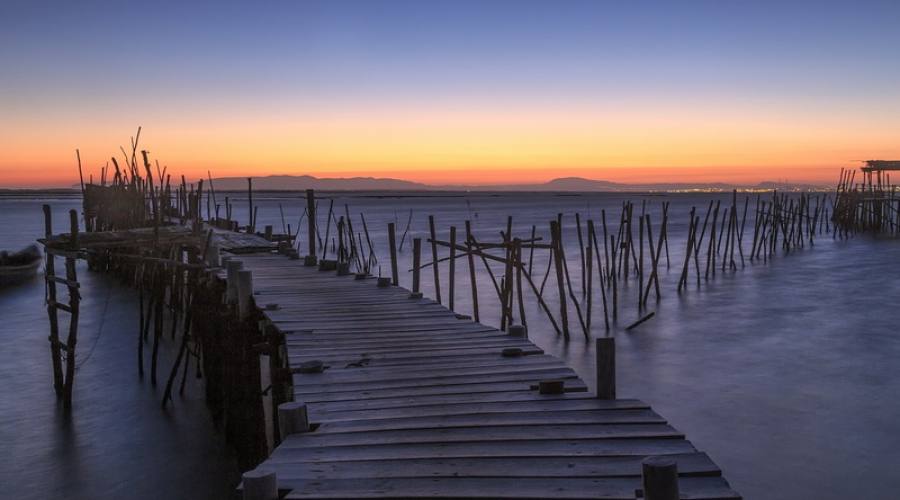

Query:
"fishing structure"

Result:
[[832, 160, 900, 235]]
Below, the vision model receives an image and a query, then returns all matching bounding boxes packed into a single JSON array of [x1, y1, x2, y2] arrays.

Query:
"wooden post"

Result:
[[595, 336, 615, 400], [586, 221, 593, 330], [43, 205, 64, 399], [448, 226, 456, 311], [501, 234, 514, 330], [638, 214, 644, 310], [305, 189, 317, 264], [388, 222, 399, 285], [226, 260, 243, 304], [589, 220, 610, 331], [336, 216, 345, 262], [465, 220, 479, 322], [528, 225, 536, 275], [242, 470, 278, 500], [62, 209, 80, 410], [76, 149, 85, 195], [515, 239, 526, 329], [412, 238, 422, 295], [237, 270, 254, 320], [277, 402, 310, 440], [538, 379, 565, 395], [264, 225, 273, 241], [624, 203, 633, 281], [428, 215, 442, 303], [609, 235, 618, 320], [550, 220, 569, 338], [207, 242, 220, 267], [247, 177, 254, 233], [641, 457, 680, 500], [575, 213, 586, 296], [678, 208, 695, 291], [508, 324, 527, 338], [321, 199, 334, 261]]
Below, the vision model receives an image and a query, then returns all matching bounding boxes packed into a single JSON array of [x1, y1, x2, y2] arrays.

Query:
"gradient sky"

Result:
[[2, 0, 900, 187]]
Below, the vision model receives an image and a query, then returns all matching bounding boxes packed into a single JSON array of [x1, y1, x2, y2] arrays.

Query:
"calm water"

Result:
[[2, 191, 899, 499]]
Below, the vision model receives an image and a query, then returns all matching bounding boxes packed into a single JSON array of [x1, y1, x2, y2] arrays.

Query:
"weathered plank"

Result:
[[275, 437, 698, 461], [295, 379, 588, 404], [315, 409, 666, 433], [292, 368, 581, 393], [259, 452, 721, 478], [279, 476, 739, 499], [282, 423, 684, 447], [306, 394, 644, 419]]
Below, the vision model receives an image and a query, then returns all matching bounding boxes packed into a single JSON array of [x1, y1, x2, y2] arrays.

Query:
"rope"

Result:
[[75, 281, 112, 370]]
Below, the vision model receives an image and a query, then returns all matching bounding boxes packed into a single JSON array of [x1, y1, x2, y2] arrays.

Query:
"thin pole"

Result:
[[465, 220, 479, 322], [388, 222, 399, 285], [448, 226, 457, 311], [428, 215, 442, 303], [305, 189, 316, 258], [412, 238, 422, 294]]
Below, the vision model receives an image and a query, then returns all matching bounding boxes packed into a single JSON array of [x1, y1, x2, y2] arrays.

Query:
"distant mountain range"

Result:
[[207, 174, 827, 192]]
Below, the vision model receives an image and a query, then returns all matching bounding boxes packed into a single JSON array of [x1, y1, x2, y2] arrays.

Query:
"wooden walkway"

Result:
[[238, 253, 741, 499]]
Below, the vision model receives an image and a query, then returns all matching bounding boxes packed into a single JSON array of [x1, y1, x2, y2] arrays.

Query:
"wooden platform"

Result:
[[238, 253, 741, 499]]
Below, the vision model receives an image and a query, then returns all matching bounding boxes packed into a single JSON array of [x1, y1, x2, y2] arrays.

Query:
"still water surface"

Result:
[[2, 191, 899, 499]]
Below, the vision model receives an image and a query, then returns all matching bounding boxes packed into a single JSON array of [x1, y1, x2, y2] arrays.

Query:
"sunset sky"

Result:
[[2, 1, 900, 187]]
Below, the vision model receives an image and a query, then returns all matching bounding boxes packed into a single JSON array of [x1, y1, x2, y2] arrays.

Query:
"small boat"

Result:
[[0, 244, 42, 287]]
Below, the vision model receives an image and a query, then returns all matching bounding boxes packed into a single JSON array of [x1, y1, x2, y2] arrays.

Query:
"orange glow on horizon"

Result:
[[2, 100, 898, 188]]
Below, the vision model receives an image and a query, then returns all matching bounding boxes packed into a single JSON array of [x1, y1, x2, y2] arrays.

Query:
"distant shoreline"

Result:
[[0, 187, 834, 198]]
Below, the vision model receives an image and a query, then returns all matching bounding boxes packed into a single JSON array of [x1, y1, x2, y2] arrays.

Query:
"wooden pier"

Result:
[[235, 252, 740, 499], [42, 137, 745, 499]]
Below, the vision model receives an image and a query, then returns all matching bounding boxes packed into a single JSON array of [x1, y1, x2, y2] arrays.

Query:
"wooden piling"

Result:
[[550, 220, 570, 338], [277, 402, 310, 439], [449, 226, 457, 311], [428, 215, 442, 304], [586, 221, 593, 331], [465, 221, 479, 322], [515, 238, 526, 330], [595, 336, 615, 400], [589, 220, 610, 331], [305, 189, 316, 263], [641, 457, 680, 500], [62, 209, 80, 409], [42, 205, 64, 399], [237, 270, 254, 320], [412, 238, 422, 295], [638, 214, 644, 310], [242, 470, 278, 500], [247, 177, 254, 233], [387, 222, 399, 285], [575, 212, 586, 296]]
